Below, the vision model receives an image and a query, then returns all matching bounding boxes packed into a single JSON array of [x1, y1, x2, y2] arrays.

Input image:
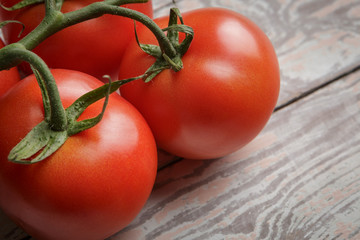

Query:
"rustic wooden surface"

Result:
[[1, 0, 360, 239]]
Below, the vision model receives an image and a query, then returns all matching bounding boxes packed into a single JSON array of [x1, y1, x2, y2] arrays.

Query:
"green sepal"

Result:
[[7, 76, 139, 164], [65, 76, 135, 128], [162, 53, 183, 71], [166, 8, 184, 44], [134, 8, 194, 83], [134, 20, 162, 58], [8, 121, 68, 164], [0, 20, 25, 37], [66, 76, 112, 136], [163, 24, 194, 56], [143, 63, 169, 83], [169, 8, 184, 25]]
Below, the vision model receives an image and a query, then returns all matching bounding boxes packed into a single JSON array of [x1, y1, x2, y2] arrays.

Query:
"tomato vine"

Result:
[[0, 0, 193, 163]]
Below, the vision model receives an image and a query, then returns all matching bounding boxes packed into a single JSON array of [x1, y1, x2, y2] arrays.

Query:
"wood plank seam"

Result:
[[274, 65, 360, 112]]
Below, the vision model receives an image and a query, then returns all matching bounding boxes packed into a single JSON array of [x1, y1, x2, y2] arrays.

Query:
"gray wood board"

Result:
[[154, 0, 360, 108], [111, 63, 360, 240], [1, 0, 360, 239]]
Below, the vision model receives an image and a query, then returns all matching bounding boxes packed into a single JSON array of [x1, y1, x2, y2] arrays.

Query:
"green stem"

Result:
[[45, 0, 57, 13], [17, 8, 63, 50], [3, 46, 67, 131], [104, 0, 149, 5], [64, 2, 177, 58], [17, 0, 177, 58]]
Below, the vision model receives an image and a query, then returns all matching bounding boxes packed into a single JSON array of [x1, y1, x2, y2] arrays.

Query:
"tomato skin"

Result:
[[0, 0, 18, 21], [1, 0, 153, 79], [0, 39, 21, 96], [119, 8, 280, 159], [0, 69, 157, 240]]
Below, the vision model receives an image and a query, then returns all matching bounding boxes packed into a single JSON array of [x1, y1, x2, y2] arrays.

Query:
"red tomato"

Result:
[[1, 0, 153, 79], [0, 69, 157, 240], [0, 39, 21, 96], [0, 0, 17, 21], [118, 8, 280, 159]]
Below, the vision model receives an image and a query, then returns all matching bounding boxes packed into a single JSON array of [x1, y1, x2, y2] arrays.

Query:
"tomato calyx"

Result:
[[8, 74, 138, 164], [8, 75, 111, 164], [2, 43, 140, 164], [136, 8, 194, 82]]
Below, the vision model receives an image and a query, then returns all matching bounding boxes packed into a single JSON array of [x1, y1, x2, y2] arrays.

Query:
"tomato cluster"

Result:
[[0, 1, 157, 240], [1, 0, 154, 79], [0, 2, 280, 240], [0, 69, 157, 240]]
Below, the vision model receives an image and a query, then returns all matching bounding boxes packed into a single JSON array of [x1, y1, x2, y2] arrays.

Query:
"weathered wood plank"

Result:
[[154, 0, 360, 168], [1, 0, 360, 239], [110, 66, 360, 240], [154, 0, 360, 107]]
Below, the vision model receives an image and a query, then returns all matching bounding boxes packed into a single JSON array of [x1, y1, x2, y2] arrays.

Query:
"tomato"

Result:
[[0, 0, 17, 21], [0, 39, 21, 96], [0, 69, 157, 240], [1, 0, 153, 79], [118, 8, 280, 159]]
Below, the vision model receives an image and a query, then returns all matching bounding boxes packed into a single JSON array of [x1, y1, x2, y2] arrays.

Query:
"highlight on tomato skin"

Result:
[[0, 0, 154, 80], [0, 69, 158, 240], [119, 7, 280, 160]]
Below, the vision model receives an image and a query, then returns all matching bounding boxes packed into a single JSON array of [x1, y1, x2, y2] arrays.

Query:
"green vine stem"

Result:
[[8, 73, 141, 164], [0, 0, 194, 163], [0, 0, 178, 71], [1, 45, 67, 131], [1, 0, 176, 61]]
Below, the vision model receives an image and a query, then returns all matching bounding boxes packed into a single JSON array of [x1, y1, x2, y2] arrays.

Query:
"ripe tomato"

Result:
[[119, 8, 280, 159], [0, 69, 157, 240], [0, 0, 17, 21], [1, 0, 153, 79], [0, 39, 21, 96]]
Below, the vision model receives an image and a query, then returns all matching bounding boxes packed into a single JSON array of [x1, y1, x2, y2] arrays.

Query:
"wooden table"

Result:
[[1, 0, 360, 239]]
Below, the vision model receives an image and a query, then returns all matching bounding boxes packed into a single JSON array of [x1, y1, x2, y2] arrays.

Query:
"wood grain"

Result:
[[1, 0, 360, 239], [111, 64, 360, 240], [154, 0, 360, 107]]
